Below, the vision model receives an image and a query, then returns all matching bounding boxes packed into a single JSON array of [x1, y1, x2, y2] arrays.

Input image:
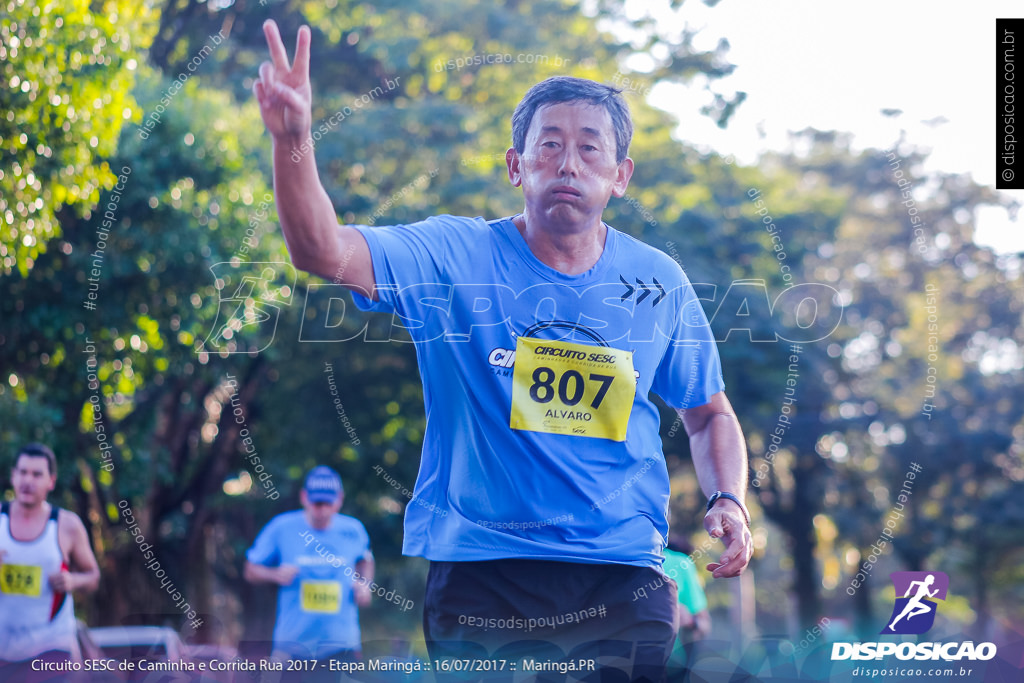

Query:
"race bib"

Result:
[[300, 580, 341, 613], [0, 564, 43, 596], [510, 337, 635, 441]]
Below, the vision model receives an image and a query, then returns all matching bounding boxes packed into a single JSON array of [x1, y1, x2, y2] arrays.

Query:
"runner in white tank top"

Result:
[[0, 444, 99, 665], [0, 502, 79, 660]]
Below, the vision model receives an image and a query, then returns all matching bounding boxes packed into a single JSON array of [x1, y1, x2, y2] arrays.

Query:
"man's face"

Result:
[[301, 490, 343, 529], [508, 101, 633, 231], [11, 454, 55, 506]]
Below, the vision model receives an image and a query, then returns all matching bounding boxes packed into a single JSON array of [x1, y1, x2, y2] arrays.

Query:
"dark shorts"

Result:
[[424, 559, 677, 682]]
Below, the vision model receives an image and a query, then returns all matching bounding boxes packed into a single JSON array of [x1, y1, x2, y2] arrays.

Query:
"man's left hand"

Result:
[[48, 569, 76, 593], [704, 500, 752, 579], [354, 581, 372, 607]]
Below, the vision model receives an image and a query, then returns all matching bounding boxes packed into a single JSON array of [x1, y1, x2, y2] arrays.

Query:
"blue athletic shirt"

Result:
[[246, 510, 371, 656], [352, 216, 724, 568]]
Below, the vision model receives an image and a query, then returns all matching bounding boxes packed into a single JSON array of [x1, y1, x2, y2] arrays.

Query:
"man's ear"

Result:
[[610, 157, 634, 198], [506, 147, 523, 188]]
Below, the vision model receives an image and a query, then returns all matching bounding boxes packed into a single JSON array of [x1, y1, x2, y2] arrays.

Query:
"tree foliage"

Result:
[[2, 0, 1022, 654], [0, 0, 155, 274]]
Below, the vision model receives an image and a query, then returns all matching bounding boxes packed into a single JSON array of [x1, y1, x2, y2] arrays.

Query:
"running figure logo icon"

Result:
[[882, 571, 949, 635], [199, 262, 296, 354]]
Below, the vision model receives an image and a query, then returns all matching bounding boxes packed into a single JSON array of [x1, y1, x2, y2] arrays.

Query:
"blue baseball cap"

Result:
[[304, 466, 343, 503]]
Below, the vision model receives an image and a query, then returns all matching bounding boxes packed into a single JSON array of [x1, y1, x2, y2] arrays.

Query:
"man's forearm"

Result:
[[71, 568, 100, 593], [681, 394, 753, 576], [687, 410, 748, 501], [244, 560, 280, 584], [272, 136, 345, 279], [354, 558, 375, 584]]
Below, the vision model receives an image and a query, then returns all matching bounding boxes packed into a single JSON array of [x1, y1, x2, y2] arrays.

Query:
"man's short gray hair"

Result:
[[512, 76, 633, 163]]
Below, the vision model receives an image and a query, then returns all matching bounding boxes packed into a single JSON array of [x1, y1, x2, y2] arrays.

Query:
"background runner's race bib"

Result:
[[0, 563, 43, 596], [300, 580, 341, 613], [510, 337, 635, 441]]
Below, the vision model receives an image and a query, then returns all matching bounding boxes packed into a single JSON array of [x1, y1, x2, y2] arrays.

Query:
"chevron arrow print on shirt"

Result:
[[619, 275, 667, 307]]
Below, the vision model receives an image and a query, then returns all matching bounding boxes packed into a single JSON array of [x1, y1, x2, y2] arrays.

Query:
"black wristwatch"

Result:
[[705, 491, 751, 527]]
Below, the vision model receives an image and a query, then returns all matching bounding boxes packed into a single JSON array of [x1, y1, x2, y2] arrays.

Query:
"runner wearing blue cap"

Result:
[[245, 466, 373, 679]]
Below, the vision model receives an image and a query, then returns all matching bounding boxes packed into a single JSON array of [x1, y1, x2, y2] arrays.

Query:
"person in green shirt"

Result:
[[664, 535, 712, 668]]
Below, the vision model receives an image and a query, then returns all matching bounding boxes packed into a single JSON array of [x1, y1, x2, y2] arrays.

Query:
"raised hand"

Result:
[[253, 20, 312, 142]]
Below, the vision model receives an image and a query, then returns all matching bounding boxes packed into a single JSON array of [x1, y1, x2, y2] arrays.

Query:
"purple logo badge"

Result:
[[881, 571, 949, 635]]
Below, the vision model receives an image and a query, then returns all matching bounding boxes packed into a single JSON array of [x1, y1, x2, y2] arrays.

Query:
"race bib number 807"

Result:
[[510, 337, 635, 441]]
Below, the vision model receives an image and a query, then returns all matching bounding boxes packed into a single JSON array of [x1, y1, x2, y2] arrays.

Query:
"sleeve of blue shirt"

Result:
[[349, 216, 457, 314], [246, 516, 282, 566], [355, 521, 371, 563], [650, 269, 725, 409]]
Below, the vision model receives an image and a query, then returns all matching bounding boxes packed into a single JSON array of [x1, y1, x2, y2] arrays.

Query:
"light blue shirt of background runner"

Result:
[[246, 511, 370, 656]]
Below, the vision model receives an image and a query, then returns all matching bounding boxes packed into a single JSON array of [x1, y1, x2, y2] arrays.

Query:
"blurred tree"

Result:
[[0, 0, 155, 274], [1, 69, 278, 632], [749, 132, 1024, 639], [661, 129, 1024, 642], [8, 0, 1023, 654]]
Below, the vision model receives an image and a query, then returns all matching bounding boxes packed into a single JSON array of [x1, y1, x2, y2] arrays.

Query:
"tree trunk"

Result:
[[790, 505, 821, 631], [853, 570, 874, 640], [973, 541, 990, 641]]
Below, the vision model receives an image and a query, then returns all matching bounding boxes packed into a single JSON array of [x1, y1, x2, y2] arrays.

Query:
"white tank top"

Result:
[[0, 502, 79, 661]]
